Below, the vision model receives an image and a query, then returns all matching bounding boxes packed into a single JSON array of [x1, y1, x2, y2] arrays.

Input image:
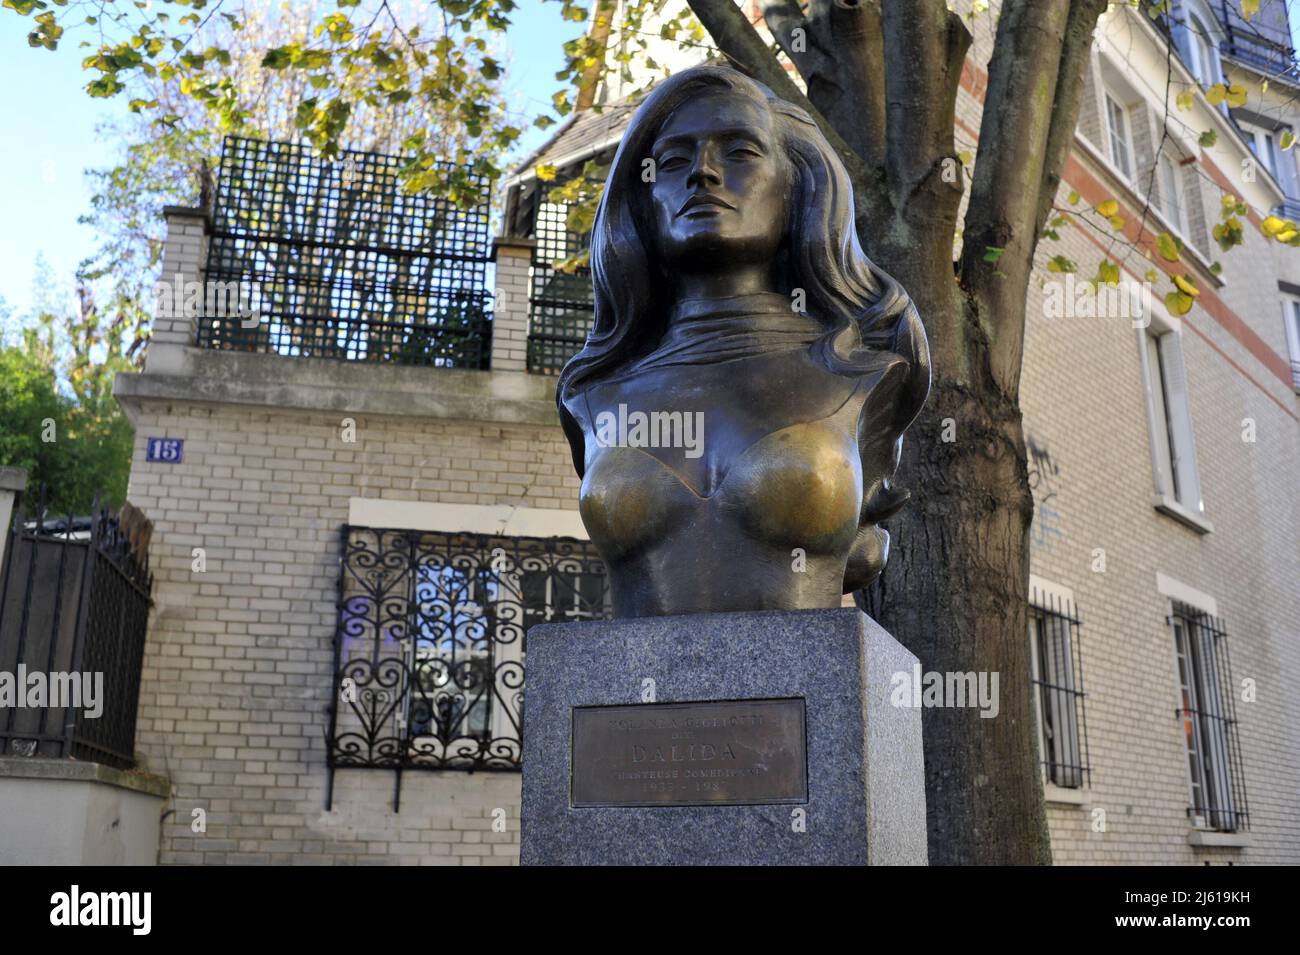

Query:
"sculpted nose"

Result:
[[686, 146, 722, 189]]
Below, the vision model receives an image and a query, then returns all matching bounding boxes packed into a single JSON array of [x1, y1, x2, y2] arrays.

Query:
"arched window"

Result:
[[1177, 4, 1224, 87]]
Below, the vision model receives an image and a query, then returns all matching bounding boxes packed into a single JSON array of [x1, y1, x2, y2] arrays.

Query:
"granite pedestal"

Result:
[[520, 607, 926, 865]]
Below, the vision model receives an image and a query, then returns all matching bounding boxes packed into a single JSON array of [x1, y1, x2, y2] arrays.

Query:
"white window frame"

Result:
[[1157, 152, 1188, 236], [1104, 90, 1135, 181], [1280, 296, 1300, 392], [1135, 306, 1211, 531], [1239, 119, 1300, 198]]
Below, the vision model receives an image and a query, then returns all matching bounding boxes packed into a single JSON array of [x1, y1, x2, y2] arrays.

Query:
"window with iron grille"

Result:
[[196, 136, 493, 369], [1028, 584, 1090, 789], [326, 525, 610, 810], [1170, 602, 1250, 832]]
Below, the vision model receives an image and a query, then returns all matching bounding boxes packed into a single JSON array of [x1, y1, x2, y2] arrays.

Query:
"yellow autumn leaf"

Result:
[[1067, 190, 1080, 205], [1277, 230, 1299, 243], [535, 163, 558, 182], [1226, 85, 1248, 108], [1175, 89, 1194, 111], [1156, 231, 1181, 262], [1145, 269, 1159, 283], [1174, 274, 1200, 298], [1109, 214, 1126, 230], [1262, 215, 1287, 235], [1165, 291, 1194, 316], [1097, 260, 1120, 286], [1097, 198, 1119, 217], [1205, 83, 1227, 106], [1242, 0, 1259, 21]]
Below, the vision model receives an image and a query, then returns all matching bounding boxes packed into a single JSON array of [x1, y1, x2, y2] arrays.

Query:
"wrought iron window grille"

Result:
[[1028, 587, 1091, 790], [1170, 603, 1250, 833], [326, 525, 610, 810]]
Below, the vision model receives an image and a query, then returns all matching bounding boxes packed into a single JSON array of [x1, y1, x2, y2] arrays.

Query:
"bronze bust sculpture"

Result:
[[557, 65, 930, 618]]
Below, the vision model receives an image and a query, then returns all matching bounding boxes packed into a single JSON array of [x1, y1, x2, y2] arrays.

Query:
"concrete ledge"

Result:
[[0, 467, 27, 493], [0, 758, 169, 865], [1044, 784, 1089, 806], [1187, 829, 1252, 849], [114, 348, 560, 427], [0, 756, 170, 798]]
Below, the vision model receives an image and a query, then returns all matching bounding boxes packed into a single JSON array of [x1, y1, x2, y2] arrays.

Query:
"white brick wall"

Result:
[[490, 239, 534, 372], [126, 402, 577, 864]]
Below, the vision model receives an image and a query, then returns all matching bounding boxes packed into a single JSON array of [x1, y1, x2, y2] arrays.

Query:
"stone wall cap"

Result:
[[492, 234, 538, 259], [162, 205, 209, 220], [113, 349, 561, 427], [0, 466, 27, 493], [0, 756, 170, 798]]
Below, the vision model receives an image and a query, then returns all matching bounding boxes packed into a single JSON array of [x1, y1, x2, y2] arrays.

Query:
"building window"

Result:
[[327, 526, 611, 808], [1138, 316, 1206, 522], [1104, 91, 1134, 179], [1028, 581, 1090, 790], [1177, 8, 1223, 88], [1170, 602, 1249, 832], [1281, 298, 1300, 391], [1158, 152, 1188, 235], [1240, 120, 1300, 198]]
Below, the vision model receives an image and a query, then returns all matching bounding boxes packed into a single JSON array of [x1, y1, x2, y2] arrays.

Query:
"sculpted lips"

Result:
[[677, 193, 736, 217]]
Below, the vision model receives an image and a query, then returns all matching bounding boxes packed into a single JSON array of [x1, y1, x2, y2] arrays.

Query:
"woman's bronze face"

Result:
[[648, 90, 788, 272]]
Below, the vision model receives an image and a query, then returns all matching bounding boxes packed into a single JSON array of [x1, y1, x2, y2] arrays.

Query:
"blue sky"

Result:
[[0, 2, 580, 319]]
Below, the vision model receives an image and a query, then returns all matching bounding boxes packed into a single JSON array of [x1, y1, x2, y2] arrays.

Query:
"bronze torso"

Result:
[[565, 295, 895, 617]]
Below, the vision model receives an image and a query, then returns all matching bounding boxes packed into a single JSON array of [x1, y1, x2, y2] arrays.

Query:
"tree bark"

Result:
[[687, 0, 1109, 865]]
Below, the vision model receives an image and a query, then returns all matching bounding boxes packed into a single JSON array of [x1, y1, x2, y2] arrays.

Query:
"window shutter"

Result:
[[1158, 333, 1204, 511], [1143, 332, 1175, 497]]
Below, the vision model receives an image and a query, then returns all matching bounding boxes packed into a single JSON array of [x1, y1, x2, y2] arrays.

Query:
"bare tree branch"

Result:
[[958, 0, 1105, 396], [880, 0, 972, 203], [761, 0, 825, 78]]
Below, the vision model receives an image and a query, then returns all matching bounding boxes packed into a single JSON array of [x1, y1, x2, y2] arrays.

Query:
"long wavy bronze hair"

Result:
[[556, 65, 930, 551]]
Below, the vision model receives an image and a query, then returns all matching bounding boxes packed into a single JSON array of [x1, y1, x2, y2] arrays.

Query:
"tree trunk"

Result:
[[689, 0, 1108, 865], [864, 376, 1046, 865]]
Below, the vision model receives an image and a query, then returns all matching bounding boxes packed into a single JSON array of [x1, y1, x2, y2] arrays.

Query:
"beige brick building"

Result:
[[111, 0, 1299, 864]]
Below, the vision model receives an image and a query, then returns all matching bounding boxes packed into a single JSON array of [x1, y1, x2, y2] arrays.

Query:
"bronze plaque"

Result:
[[570, 698, 808, 808]]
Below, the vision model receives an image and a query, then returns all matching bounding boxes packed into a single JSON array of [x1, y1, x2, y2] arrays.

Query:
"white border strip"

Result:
[[1028, 574, 1075, 610], [1156, 571, 1218, 616], [348, 497, 588, 540]]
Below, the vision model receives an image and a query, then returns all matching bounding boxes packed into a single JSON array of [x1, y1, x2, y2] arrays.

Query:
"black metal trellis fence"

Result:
[[526, 195, 594, 374], [326, 525, 610, 810], [0, 490, 153, 769], [195, 136, 494, 368]]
